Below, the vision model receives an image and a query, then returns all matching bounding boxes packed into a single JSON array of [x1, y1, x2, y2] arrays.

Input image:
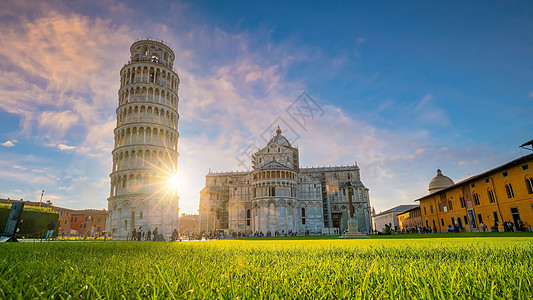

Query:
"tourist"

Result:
[[171, 229, 178, 241], [518, 220, 525, 232], [147, 229, 152, 241], [45, 221, 55, 241]]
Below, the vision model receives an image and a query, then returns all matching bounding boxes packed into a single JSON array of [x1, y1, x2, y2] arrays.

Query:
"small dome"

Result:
[[268, 127, 291, 147], [428, 169, 454, 194]]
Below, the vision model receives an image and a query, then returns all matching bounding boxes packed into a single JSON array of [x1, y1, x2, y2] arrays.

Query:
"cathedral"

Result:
[[199, 128, 372, 235]]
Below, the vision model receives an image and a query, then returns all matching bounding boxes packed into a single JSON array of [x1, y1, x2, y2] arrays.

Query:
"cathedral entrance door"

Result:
[[332, 213, 342, 228]]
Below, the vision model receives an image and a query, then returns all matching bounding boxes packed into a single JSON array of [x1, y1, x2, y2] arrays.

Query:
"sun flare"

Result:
[[167, 173, 179, 192]]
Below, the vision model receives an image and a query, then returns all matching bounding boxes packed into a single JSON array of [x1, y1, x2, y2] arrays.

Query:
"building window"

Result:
[[460, 197, 466, 208], [64, 220, 67, 224], [140, 212, 143, 219], [488, 190, 495, 203], [448, 200, 453, 211], [502, 171, 508, 177], [301, 207, 306, 225], [493, 211, 499, 223], [471, 183, 476, 188], [485, 178, 490, 184], [432, 220, 436, 227], [60, 211, 63, 216], [526, 178, 533, 194], [463, 215, 468, 225], [441, 218, 444, 226], [424, 207, 427, 215], [505, 184, 514, 198], [66, 212, 69, 216], [473, 193, 480, 205], [75, 217, 78, 222], [438, 203, 442, 213], [477, 213, 483, 224], [522, 164, 529, 171], [430, 205, 434, 214]]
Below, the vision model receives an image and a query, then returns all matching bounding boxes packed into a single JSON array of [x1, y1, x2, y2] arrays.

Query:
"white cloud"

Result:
[[1, 140, 16, 147], [57, 144, 77, 151]]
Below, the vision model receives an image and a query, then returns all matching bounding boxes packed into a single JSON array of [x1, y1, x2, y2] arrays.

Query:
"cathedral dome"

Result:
[[268, 127, 291, 147], [428, 169, 454, 194]]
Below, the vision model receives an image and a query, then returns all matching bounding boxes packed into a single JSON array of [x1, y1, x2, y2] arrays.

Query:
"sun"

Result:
[[167, 173, 179, 192]]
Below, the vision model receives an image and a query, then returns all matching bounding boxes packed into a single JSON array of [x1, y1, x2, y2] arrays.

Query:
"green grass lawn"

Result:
[[1, 234, 532, 299]]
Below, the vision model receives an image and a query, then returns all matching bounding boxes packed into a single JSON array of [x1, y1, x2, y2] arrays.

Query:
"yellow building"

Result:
[[396, 206, 422, 232], [415, 153, 533, 232]]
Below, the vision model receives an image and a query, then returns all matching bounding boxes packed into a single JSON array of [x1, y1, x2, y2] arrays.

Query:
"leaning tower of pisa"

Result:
[[107, 39, 180, 240]]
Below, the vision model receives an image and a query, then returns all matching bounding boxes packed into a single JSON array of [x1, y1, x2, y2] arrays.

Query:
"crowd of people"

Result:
[[502, 220, 527, 232], [129, 227, 180, 241]]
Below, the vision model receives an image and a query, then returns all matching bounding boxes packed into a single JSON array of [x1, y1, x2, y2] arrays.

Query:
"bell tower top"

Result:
[[129, 39, 175, 69]]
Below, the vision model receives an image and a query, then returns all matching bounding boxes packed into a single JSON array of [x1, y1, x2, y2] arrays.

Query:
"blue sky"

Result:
[[0, 0, 531, 214]]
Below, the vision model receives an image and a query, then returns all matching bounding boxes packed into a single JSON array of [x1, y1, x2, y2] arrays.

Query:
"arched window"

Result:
[[525, 177, 533, 194], [473, 193, 480, 205], [448, 200, 453, 211], [246, 209, 251, 226], [505, 183, 514, 198], [301, 207, 306, 225], [488, 190, 495, 203]]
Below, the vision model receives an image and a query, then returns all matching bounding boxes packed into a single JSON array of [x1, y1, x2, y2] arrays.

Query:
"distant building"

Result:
[[396, 206, 422, 232], [372, 205, 419, 232], [416, 153, 533, 232], [199, 128, 372, 235], [0, 198, 107, 236], [65, 210, 108, 236], [179, 214, 198, 235]]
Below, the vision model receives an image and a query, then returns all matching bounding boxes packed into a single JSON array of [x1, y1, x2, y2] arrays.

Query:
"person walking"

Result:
[[45, 221, 55, 241]]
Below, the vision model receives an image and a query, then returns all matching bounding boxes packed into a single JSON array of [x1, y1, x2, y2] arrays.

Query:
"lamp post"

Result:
[[38, 190, 44, 207]]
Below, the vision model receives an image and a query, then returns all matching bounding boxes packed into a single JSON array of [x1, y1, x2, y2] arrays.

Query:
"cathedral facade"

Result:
[[199, 128, 372, 235]]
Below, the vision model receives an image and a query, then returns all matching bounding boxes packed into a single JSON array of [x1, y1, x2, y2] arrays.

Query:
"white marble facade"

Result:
[[107, 39, 180, 240], [199, 128, 372, 235]]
